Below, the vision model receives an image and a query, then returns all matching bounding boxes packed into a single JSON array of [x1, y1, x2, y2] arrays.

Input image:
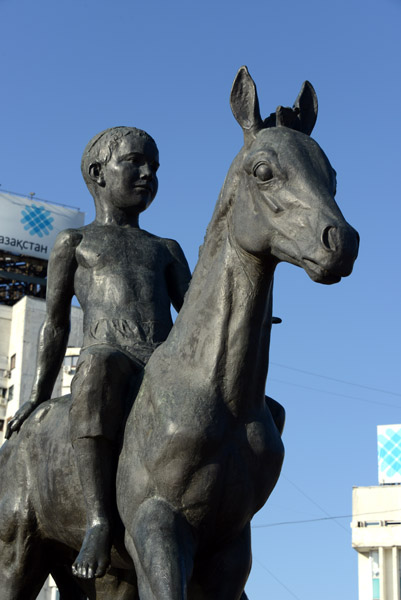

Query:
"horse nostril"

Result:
[[321, 226, 337, 252]]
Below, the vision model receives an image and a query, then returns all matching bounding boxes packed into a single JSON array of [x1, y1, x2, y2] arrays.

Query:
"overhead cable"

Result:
[[270, 362, 401, 398]]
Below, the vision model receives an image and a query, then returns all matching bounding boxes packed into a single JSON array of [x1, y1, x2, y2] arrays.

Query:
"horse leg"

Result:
[[0, 536, 48, 600], [68, 569, 138, 600], [124, 498, 195, 600], [49, 562, 88, 600], [191, 524, 252, 600], [93, 569, 139, 600]]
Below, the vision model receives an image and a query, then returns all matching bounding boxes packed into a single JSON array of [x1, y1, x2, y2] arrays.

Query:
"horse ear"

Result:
[[293, 81, 318, 135], [230, 66, 263, 139]]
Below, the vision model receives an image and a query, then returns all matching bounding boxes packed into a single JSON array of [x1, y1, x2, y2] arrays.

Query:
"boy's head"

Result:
[[81, 127, 159, 211]]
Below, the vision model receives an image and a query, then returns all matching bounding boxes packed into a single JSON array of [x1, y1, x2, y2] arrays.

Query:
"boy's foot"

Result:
[[72, 521, 111, 579]]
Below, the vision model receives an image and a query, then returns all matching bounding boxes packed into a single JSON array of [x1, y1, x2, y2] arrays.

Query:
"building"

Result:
[[36, 576, 59, 600], [352, 425, 401, 600], [0, 295, 83, 444]]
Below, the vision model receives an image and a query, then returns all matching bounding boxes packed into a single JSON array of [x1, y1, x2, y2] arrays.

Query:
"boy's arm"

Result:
[[164, 239, 191, 312], [5, 229, 80, 439]]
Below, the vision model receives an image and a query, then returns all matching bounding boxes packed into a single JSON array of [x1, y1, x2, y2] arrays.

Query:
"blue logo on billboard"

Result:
[[378, 427, 401, 478], [20, 204, 54, 238]]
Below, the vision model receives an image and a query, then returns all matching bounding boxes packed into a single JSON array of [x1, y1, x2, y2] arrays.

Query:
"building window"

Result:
[[0, 420, 4, 432], [8, 386, 14, 403], [10, 354, 16, 370], [63, 355, 79, 374], [0, 388, 6, 398], [64, 355, 79, 368], [370, 550, 380, 600]]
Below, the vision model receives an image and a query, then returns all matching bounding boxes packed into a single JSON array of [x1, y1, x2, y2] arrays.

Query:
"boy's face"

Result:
[[101, 133, 159, 213]]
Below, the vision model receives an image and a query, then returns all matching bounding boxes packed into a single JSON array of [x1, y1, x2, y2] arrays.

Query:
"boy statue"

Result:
[[5, 126, 192, 579]]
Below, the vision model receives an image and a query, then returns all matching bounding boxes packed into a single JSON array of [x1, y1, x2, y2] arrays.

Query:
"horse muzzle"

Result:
[[303, 223, 359, 284]]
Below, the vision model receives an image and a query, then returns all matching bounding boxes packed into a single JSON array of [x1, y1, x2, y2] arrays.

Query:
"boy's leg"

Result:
[[69, 346, 141, 579], [71, 436, 114, 579]]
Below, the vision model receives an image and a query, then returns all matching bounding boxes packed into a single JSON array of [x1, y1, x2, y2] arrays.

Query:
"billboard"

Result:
[[0, 191, 85, 260], [377, 424, 401, 484]]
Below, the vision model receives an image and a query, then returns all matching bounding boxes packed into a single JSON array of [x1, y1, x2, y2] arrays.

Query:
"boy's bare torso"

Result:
[[73, 224, 180, 356]]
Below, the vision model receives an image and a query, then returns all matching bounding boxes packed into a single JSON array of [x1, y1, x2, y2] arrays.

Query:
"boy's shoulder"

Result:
[[139, 229, 183, 252], [53, 227, 84, 250], [56, 223, 103, 243]]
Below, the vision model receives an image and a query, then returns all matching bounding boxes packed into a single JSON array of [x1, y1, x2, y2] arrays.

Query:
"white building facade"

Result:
[[0, 295, 83, 444], [352, 425, 401, 600]]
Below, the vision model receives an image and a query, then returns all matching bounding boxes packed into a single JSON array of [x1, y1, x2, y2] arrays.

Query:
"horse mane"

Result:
[[194, 152, 242, 277]]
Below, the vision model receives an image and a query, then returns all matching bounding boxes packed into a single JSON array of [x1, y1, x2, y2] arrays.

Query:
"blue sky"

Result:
[[1, 0, 400, 598]]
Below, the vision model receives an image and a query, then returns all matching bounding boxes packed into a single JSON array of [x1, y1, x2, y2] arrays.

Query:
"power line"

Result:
[[282, 475, 349, 533], [252, 508, 401, 529], [253, 556, 303, 600], [270, 362, 401, 398], [253, 515, 349, 527], [269, 377, 400, 409], [250, 502, 401, 599]]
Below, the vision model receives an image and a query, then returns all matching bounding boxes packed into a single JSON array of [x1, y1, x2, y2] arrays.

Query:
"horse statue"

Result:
[[0, 66, 359, 600]]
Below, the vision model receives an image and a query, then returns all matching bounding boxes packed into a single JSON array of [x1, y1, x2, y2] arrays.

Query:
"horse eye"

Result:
[[254, 162, 273, 182]]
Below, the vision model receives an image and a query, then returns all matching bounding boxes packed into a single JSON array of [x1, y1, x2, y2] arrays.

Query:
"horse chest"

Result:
[[219, 419, 284, 514], [162, 414, 284, 534]]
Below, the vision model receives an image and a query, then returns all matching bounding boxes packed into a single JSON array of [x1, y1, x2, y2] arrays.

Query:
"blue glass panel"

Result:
[[378, 426, 401, 481], [372, 578, 380, 600]]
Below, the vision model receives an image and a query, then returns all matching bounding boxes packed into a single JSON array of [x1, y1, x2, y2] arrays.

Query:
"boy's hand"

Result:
[[5, 402, 36, 440]]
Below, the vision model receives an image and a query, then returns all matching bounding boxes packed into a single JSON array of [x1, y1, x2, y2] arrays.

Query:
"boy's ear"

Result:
[[89, 162, 105, 187]]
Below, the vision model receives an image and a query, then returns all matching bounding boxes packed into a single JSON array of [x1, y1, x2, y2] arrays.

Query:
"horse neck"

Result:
[[165, 174, 276, 415]]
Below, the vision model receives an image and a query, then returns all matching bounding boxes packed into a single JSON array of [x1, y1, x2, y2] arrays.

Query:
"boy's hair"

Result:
[[81, 126, 157, 192]]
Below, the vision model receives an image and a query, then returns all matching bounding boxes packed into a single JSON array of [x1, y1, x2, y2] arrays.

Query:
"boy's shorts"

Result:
[[69, 344, 145, 443]]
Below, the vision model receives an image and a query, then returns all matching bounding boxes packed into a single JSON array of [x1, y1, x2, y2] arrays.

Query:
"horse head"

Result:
[[228, 66, 359, 284]]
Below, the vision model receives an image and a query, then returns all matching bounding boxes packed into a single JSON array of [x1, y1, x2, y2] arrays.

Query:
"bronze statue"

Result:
[[0, 67, 359, 600]]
